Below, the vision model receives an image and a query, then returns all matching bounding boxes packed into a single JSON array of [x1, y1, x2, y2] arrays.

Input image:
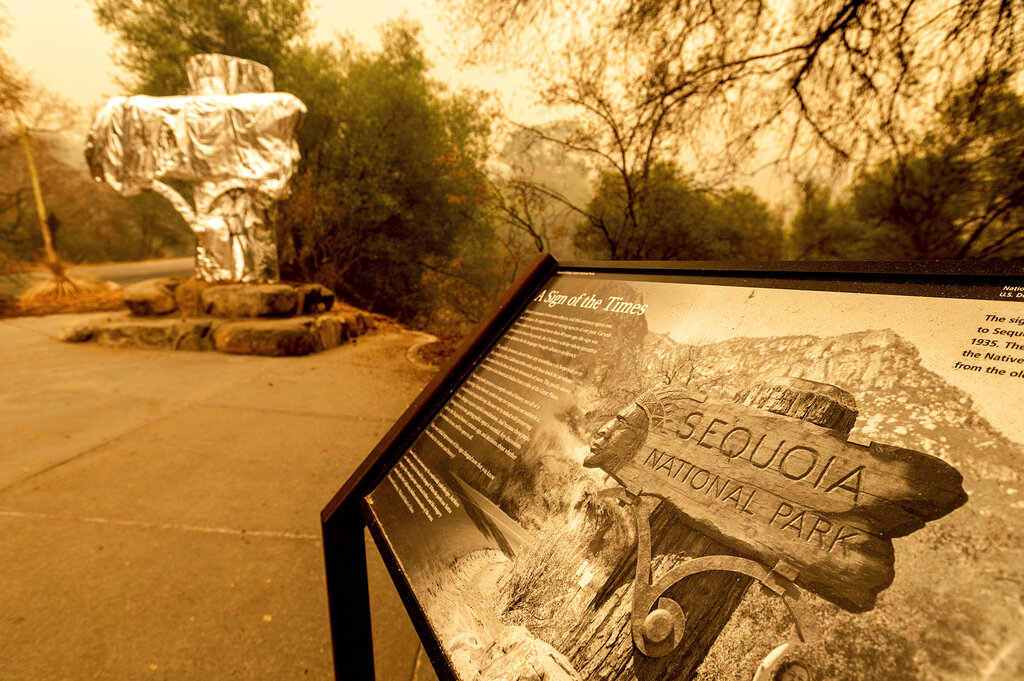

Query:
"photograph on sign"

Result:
[[365, 270, 1024, 681]]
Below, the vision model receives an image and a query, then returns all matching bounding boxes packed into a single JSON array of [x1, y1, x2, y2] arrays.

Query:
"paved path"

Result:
[[0, 313, 441, 681], [2, 258, 197, 296]]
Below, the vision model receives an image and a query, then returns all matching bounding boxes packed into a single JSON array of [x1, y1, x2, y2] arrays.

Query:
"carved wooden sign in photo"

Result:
[[589, 377, 968, 613]]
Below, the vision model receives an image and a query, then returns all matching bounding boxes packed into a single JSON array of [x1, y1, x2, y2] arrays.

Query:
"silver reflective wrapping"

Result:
[[186, 53, 274, 95], [192, 183, 279, 282], [85, 93, 305, 198], [84, 54, 306, 283]]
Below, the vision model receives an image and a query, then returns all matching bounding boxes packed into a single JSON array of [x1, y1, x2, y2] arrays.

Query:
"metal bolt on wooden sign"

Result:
[[586, 376, 968, 661]]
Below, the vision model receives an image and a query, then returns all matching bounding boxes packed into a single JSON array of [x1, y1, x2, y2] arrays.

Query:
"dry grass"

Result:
[[20, 260, 109, 298], [3, 289, 126, 318]]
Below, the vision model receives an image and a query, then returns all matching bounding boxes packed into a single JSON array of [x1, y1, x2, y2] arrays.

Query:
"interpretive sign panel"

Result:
[[322, 258, 1024, 681]]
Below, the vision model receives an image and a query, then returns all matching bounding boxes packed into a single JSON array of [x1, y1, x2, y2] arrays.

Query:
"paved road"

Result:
[[63, 257, 197, 285], [2, 258, 195, 295], [0, 313, 441, 681]]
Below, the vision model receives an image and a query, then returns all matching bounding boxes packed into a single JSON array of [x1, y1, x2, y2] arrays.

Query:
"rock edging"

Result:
[[64, 278, 376, 357]]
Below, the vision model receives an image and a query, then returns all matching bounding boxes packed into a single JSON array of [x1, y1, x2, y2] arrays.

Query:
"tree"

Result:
[[488, 41, 725, 261], [445, 0, 1024, 168], [574, 161, 783, 260], [916, 78, 1024, 258], [2, 10, 189, 268], [487, 122, 591, 279], [0, 11, 24, 274], [92, 1, 501, 327], [790, 81, 1024, 260], [274, 22, 496, 326], [0, 5, 201, 279], [0, 8, 52, 274], [849, 155, 970, 259], [442, 0, 816, 265], [0, 115, 192, 267], [91, 0, 311, 94], [788, 181, 889, 259]]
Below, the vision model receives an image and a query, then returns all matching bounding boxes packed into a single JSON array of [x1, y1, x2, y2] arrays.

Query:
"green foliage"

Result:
[[790, 81, 1024, 261], [89, 0, 501, 328], [574, 161, 782, 261], [91, 0, 311, 94], [849, 155, 970, 259], [274, 22, 497, 327], [56, 188, 191, 263], [912, 79, 1024, 258], [789, 182, 891, 260]]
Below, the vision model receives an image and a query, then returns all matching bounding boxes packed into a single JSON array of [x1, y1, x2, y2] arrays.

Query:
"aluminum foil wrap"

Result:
[[187, 53, 274, 95], [84, 55, 306, 283]]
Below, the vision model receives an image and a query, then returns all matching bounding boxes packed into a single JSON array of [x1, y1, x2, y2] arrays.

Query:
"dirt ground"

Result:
[[413, 335, 462, 368]]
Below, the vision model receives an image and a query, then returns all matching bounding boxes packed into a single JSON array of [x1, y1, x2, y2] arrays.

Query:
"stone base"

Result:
[[62, 310, 376, 356], [64, 278, 377, 357], [122, 278, 336, 318]]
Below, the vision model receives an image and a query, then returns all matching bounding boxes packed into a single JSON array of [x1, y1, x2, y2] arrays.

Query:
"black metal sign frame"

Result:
[[320, 255, 1024, 681]]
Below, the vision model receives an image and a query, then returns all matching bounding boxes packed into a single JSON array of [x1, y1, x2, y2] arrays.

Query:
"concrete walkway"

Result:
[[0, 312, 442, 681]]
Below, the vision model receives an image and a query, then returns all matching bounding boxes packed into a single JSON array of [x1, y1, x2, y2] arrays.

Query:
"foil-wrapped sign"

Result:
[[586, 378, 967, 613], [85, 54, 306, 283]]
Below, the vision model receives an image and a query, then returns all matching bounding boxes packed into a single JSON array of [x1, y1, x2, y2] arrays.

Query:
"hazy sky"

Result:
[[2, 0, 788, 197], [2, 0, 538, 124]]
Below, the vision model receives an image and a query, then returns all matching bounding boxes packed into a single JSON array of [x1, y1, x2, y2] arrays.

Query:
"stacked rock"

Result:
[[62, 279, 376, 356]]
